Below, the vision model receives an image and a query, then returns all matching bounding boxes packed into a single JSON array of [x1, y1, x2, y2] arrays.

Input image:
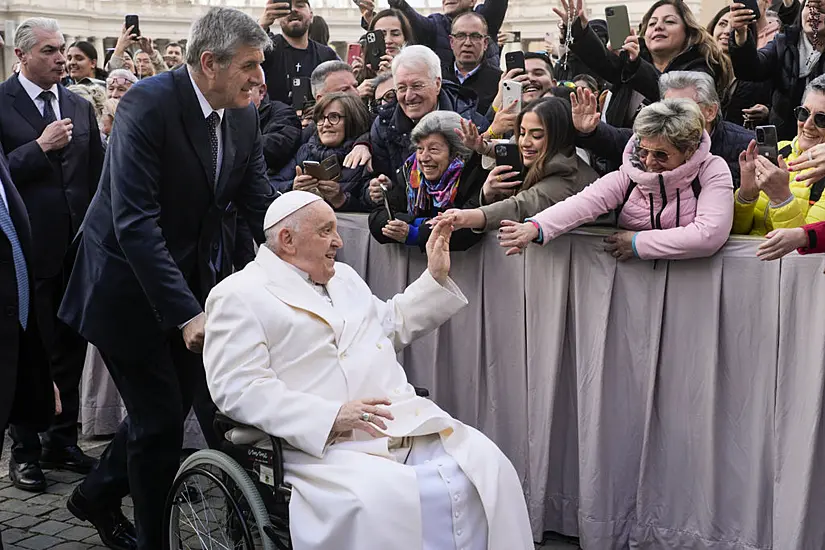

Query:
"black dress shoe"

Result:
[[41, 445, 99, 474], [9, 458, 47, 492], [67, 487, 137, 550]]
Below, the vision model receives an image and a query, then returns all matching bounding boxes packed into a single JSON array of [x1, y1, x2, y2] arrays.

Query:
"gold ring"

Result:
[[496, 175, 501, 182]]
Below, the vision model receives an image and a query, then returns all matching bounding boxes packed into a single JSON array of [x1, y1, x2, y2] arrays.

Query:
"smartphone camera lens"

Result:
[[756, 128, 764, 142], [606, 8, 614, 16], [495, 145, 506, 156]]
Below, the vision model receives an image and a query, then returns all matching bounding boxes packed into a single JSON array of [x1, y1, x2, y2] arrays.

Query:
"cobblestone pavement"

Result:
[[1, 435, 579, 550], [0, 436, 120, 550]]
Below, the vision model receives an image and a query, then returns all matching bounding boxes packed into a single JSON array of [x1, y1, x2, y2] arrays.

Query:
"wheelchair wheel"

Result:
[[165, 449, 277, 550]]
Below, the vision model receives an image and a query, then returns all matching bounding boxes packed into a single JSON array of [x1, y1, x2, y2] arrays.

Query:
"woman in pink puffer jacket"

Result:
[[496, 98, 734, 260]]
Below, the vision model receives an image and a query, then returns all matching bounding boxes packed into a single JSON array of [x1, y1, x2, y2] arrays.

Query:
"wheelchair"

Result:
[[163, 387, 430, 549]]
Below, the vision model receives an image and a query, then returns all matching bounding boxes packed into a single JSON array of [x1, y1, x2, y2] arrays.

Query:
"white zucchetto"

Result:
[[263, 191, 323, 232]]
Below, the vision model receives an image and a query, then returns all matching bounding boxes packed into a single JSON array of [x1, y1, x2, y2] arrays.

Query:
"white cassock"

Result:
[[203, 245, 533, 550]]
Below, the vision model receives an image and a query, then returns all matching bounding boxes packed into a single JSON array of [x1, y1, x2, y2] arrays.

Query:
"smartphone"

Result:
[[302, 155, 341, 181], [502, 80, 523, 112], [740, 0, 761, 21], [347, 43, 362, 66], [302, 160, 323, 179], [494, 143, 523, 180], [125, 14, 140, 37], [505, 51, 525, 73], [756, 125, 778, 165], [292, 77, 311, 110], [365, 31, 386, 70], [380, 184, 394, 220], [605, 6, 631, 50]]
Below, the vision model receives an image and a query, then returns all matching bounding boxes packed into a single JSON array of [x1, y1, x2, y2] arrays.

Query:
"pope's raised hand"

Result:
[[426, 218, 453, 284]]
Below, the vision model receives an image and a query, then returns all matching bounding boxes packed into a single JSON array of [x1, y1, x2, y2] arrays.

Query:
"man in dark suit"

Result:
[[0, 17, 104, 492], [441, 12, 501, 114], [0, 144, 55, 550], [58, 7, 277, 550]]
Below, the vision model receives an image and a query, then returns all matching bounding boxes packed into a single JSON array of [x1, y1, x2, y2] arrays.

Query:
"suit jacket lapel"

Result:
[[216, 111, 236, 196], [58, 85, 75, 123], [255, 247, 345, 342], [172, 67, 216, 192], [9, 75, 47, 136]]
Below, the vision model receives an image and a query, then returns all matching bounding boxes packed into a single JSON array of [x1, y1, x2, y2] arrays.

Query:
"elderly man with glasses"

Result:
[[369, 45, 488, 185], [441, 12, 501, 114]]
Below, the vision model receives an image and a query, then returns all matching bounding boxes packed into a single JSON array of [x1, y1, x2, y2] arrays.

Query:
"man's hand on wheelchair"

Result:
[[332, 397, 395, 438]]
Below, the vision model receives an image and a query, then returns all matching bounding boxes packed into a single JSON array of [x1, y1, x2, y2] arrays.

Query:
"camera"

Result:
[[495, 145, 508, 156], [366, 33, 376, 43], [606, 7, 614, 16], [756, 127, 765, 142], [292, 78, 301, 87]]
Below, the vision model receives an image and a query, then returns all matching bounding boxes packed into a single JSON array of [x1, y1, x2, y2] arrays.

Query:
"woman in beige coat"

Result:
[[444, 96, 598, 232]]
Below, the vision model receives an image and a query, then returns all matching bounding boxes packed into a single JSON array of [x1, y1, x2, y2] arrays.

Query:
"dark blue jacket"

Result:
[[386, 0, 507, 69], [0, 74, 104, 278], [576, 118, 754, 189], [258, 96, 302, 174], [58, 67, 276, 355], [0, 148, 53, 434], [369, 80, 490, 182], [272, 134, 372, 212]]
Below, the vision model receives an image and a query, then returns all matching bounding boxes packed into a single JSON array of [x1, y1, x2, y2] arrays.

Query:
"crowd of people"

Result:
[[4, 0, 825, 548]]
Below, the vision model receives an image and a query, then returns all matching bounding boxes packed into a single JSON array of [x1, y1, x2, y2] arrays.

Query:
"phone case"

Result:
[[292, 78, 311, 110], [494, 143, 523, 179], [347, 44, 362, 66], [505, 52, 525, 72], [605, 6, 631, 49], [320, 155, 341, 182], [365, 31, 386, 69], [502, 81, 523, 112]]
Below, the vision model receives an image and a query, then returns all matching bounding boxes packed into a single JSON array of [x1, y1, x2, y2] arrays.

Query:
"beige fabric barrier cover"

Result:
[[82, 213, 825, 549]]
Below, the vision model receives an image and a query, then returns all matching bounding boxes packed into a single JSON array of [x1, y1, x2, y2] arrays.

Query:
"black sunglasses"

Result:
[[794, 106, 825, 129]]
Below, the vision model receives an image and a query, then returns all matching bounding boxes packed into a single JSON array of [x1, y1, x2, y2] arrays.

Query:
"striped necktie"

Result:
[[0, 192, 29, 329]]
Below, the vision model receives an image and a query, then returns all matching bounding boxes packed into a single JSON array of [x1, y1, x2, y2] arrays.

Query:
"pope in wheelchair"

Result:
[[200, 191, 533, 550]]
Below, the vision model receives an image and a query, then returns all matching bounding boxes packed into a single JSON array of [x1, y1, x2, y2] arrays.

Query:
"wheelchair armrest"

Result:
[[213, 412, 290, 497], [414, 386, 430, 398]]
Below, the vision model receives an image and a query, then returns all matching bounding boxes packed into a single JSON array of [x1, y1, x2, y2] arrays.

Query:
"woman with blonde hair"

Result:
[[487, 99, 734, 261]]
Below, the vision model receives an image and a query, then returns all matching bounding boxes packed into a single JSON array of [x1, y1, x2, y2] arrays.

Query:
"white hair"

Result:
[[410, 111, 472, 160], [186, 7, 270, 71], [311, 60, 353, 98], [659, 71, 719, 107], [264, 204, 314, 254], [14, 18, 62, 53], [391, 45, 441, 81]]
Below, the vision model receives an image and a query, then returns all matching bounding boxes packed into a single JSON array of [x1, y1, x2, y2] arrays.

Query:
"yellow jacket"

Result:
[[732, 138, 825, 235]]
